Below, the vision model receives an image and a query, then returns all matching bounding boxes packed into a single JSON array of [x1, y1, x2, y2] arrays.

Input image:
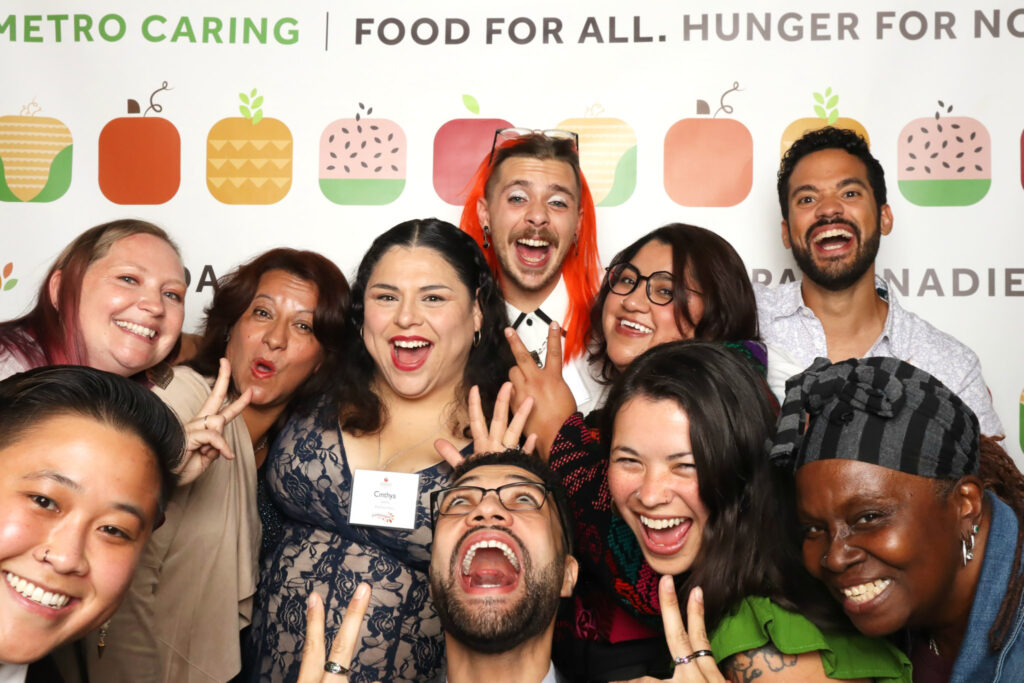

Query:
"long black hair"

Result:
[[601, 340, 842, 630], [338, 218, 513, 434]]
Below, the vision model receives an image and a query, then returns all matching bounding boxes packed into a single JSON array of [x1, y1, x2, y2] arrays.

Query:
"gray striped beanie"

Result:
[[767, 356, 979, 478]]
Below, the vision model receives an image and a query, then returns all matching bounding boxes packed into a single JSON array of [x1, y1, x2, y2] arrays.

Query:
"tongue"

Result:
[[647, 519, 691, 547], [394, 345, 429, 365], [516, 243, 550, 265], [468, 548, 517, 588]]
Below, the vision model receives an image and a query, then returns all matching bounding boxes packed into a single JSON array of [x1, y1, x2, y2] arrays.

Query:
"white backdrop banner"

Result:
[[1, 0, 1022, 458]]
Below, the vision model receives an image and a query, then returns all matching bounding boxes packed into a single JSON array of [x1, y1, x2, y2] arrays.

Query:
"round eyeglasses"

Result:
[[606, 262, 679, 306]]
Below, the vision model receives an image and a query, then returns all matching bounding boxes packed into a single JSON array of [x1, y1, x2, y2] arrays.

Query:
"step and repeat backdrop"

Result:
[[1, 0, 1022, 457]]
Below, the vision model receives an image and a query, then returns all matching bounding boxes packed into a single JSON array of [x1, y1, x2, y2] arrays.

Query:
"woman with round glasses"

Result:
[[510, 222, 790, 455]]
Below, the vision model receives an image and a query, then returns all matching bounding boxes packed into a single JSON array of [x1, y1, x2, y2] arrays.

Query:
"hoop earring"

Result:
[[472, 330, 481, 347], [961, 523, 979, 566]]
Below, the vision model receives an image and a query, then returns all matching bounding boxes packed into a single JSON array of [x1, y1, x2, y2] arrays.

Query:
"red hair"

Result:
[[459, 135, 600, 362]]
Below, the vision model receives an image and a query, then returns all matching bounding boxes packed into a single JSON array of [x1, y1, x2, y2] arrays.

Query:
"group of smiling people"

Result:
[[0, 126, 1021, 683]]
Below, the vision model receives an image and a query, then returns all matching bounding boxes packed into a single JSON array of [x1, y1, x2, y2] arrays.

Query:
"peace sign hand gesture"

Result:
[[175, 357, 252, 486]]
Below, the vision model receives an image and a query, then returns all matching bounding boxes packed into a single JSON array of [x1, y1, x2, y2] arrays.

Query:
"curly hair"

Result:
[[588, 224, 759, 382], [338, 218, 513, 435], [0, 219, 181, 374], [777, 126, 887, 222], [187, 248, 350, 434], [459, 133, 601, 362]]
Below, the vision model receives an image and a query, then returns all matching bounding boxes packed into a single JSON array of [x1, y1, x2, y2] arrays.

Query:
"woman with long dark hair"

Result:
[[247, 219, 513, 683]]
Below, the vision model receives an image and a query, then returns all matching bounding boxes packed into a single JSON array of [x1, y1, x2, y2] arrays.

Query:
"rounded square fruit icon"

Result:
[[433, 95, 512, 206], [558, 105, 636, 207], [320, 103, 405, 205], [207, 89, 292, 205], [897, 101, 990, 207], [780, 87, 868, 157], [664, 84, 751, 207], [99, 83, 180, 205], [0, 99, 73, 203]]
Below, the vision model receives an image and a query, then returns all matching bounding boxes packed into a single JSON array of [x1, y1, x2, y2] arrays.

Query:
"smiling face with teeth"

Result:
[[607, 396, 709, 576], [429, 464, 576, 655], [476, 157, 583, 310], [68, 233, 186, 377], [363, 246, 482, 402], [796, 458, 982, 638], [0, 414, 161, 664], [782, 148, 893, 292], [602, 240, 704, 372]]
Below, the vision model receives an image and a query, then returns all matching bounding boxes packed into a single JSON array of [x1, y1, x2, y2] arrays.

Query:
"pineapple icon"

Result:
[[207, 89, 292, 204]]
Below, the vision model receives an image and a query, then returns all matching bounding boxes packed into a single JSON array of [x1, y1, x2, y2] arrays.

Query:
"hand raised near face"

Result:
[[506, 323, 577, 460], [174, 357, 252, 486], [297, 584, 380, 683], [434, 382, 537, 469]]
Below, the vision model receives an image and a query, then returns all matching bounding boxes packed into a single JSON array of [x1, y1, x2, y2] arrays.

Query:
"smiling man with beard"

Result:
[[428, 450, 577, 683], [756, 127, 1003, 436]]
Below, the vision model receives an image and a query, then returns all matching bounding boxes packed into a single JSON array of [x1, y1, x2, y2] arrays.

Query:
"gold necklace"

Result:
[[376, 428, 440, 470]]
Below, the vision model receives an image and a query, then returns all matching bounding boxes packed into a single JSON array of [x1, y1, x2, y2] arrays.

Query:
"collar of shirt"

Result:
[[505, 277, 570, 355], [445, 662, 558, 683]]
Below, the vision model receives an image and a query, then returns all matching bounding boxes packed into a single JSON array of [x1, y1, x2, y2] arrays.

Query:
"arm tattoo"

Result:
[[721, 645, 799, 683]]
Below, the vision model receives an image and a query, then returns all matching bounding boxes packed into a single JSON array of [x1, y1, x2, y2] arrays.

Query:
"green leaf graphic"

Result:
[[252, 96, 264, 109], [462, 94, 480, 115], [252, 110, 263, 125], [814, 105, 827, 120], [239, 92, 250, 105], [250, 88, 258, 98], [813, 92, 825, 105], [240, 105, 252, 118], [3, 278, 17, 291], [826, 95, 839, 109], [825, 87, 833, 97], [827, 110, 838, 124]]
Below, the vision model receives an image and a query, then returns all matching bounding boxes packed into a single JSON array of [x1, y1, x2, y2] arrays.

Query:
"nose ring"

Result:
[[43, 548, 50, 561]]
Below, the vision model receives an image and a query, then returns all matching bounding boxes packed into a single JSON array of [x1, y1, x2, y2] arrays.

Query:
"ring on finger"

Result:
[[203, 415, 209, 429], [674, 649, 714, 665], [323, 660, 351, 675]]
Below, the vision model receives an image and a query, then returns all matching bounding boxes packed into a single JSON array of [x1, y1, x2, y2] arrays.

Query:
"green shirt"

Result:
[[710, 596, 912, 682]]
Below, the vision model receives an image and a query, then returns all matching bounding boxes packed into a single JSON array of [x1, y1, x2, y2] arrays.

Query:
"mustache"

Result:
[[510, 228, 559, 246], [810, 216, 859, 234]]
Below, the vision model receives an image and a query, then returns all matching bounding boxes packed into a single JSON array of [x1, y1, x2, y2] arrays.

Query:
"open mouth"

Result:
[[637, 514, 693, 556], [459, 537, 522, 592], [618, 319, 653, 335], [391, 337, 432, 371], [114, 319, 157, 340], [252, 358, 277, 379], [811, 226, 856, 254], [515, 238, 553, 268], [839, 578, 892, 608], [4, 571, 71, 609]]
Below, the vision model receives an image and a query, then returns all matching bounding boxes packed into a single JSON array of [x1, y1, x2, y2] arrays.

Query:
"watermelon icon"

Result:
[[319, 103, 405, 205], [897, 100, 990, 207]]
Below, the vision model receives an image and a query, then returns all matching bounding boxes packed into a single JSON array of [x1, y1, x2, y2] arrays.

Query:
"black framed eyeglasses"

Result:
[[605, 262, 681, 306], [431, 482, 552, 521], [488, 127, 579, 164]]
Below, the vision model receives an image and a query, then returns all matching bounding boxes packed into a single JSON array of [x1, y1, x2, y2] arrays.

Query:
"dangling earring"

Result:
[[97, 620, 111, 658], [472, 330, 481, 348], [482, 225, 490, 250], [961, 523, 979, 566]]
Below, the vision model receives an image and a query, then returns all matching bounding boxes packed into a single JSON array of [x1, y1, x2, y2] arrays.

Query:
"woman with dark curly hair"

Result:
[[247, 219, 513, 683], [89, 248, 349, 683]]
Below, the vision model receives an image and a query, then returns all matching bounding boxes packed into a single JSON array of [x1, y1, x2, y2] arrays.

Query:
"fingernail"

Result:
[[307, 593, 318, 608], [550, 322, 559, 330], [504, 327, 514, 337], [355, 583, 369, 599], [694, 586, 704, 604]]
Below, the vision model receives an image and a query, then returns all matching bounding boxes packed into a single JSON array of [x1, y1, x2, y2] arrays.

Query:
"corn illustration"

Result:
[[0, 99, 73, 203]]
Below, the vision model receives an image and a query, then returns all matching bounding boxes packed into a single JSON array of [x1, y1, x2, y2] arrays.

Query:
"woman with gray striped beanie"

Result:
[[770, 356, 1024, 682]]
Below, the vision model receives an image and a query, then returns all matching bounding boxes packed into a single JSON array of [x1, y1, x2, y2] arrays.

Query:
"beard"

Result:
[[429, 528, 565, 655], [493, 227, 567, 294], [790, 216, 881, 292]]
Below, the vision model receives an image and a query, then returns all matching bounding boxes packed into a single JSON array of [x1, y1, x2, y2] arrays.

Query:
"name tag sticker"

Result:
[[349, 469, 421, 530]]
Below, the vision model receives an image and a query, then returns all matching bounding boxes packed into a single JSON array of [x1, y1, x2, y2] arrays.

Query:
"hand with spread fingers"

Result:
[[506, 322, 577, 459], [434, 382, 537, 469], [175, 357, 252, 486], [297, 584, 379, 683]]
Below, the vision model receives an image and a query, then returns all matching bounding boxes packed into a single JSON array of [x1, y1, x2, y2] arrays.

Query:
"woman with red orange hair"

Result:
[[459, 129, 603, 408]]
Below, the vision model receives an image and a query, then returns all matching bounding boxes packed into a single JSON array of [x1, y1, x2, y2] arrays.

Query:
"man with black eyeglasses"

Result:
[[427, 449, 577, 683]]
